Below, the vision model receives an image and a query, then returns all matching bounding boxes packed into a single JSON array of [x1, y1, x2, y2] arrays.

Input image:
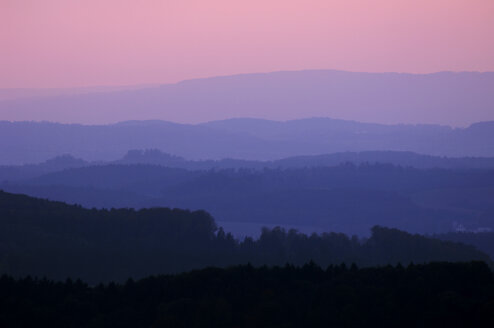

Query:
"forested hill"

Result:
[[2, 262, 493, 327], [438, 231, 494, 260], [3, 163, 494, 236], [3, 149, 494, 184], [117, 149, 494, 170], [0, 190, 491, 283]]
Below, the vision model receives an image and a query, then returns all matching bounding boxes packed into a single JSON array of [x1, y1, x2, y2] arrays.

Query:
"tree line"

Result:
[[1, 261, 493, 327], [0, 190, 491, 283]]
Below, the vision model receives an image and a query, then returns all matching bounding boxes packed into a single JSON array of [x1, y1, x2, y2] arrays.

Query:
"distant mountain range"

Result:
[[1, 70, 493, 126], [1, 118, 494, 165]]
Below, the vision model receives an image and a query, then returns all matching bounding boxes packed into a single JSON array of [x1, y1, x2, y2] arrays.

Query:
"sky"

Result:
[[1, 0, 494, 89]]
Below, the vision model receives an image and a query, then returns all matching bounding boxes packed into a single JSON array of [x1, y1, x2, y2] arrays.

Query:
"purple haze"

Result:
[[1, 70, 494, 127]]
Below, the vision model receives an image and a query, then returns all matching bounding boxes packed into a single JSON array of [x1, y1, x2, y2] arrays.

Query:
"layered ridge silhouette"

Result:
[[1, 117, 494, 165], [1, 70, 494, 126]]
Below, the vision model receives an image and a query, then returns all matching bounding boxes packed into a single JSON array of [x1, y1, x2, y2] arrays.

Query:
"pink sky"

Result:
[[1, 0, 494, 88]]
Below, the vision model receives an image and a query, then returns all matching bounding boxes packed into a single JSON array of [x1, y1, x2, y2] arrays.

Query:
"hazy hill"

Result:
[[1, 70, 493, 126], [3, 164, 494, 236], [1, 117, 494, 165], [117, 149, 494, 170], [4, 150, 494, 188], [0, 155, 89, 182], [0, 120, 269, 164]]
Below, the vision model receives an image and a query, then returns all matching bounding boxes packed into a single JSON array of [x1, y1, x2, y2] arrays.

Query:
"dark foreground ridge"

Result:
[[1, 262, 494, 327], [0, 190, 491, 283]]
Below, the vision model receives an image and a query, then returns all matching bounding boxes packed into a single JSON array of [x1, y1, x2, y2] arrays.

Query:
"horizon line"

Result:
[[1, 116, 491, 129], [2, 68, 494, 90]]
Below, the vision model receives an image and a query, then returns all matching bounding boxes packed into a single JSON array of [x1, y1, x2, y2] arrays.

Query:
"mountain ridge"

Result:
[[1, 69, 494, 126], [1, 117, 493, 165]]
